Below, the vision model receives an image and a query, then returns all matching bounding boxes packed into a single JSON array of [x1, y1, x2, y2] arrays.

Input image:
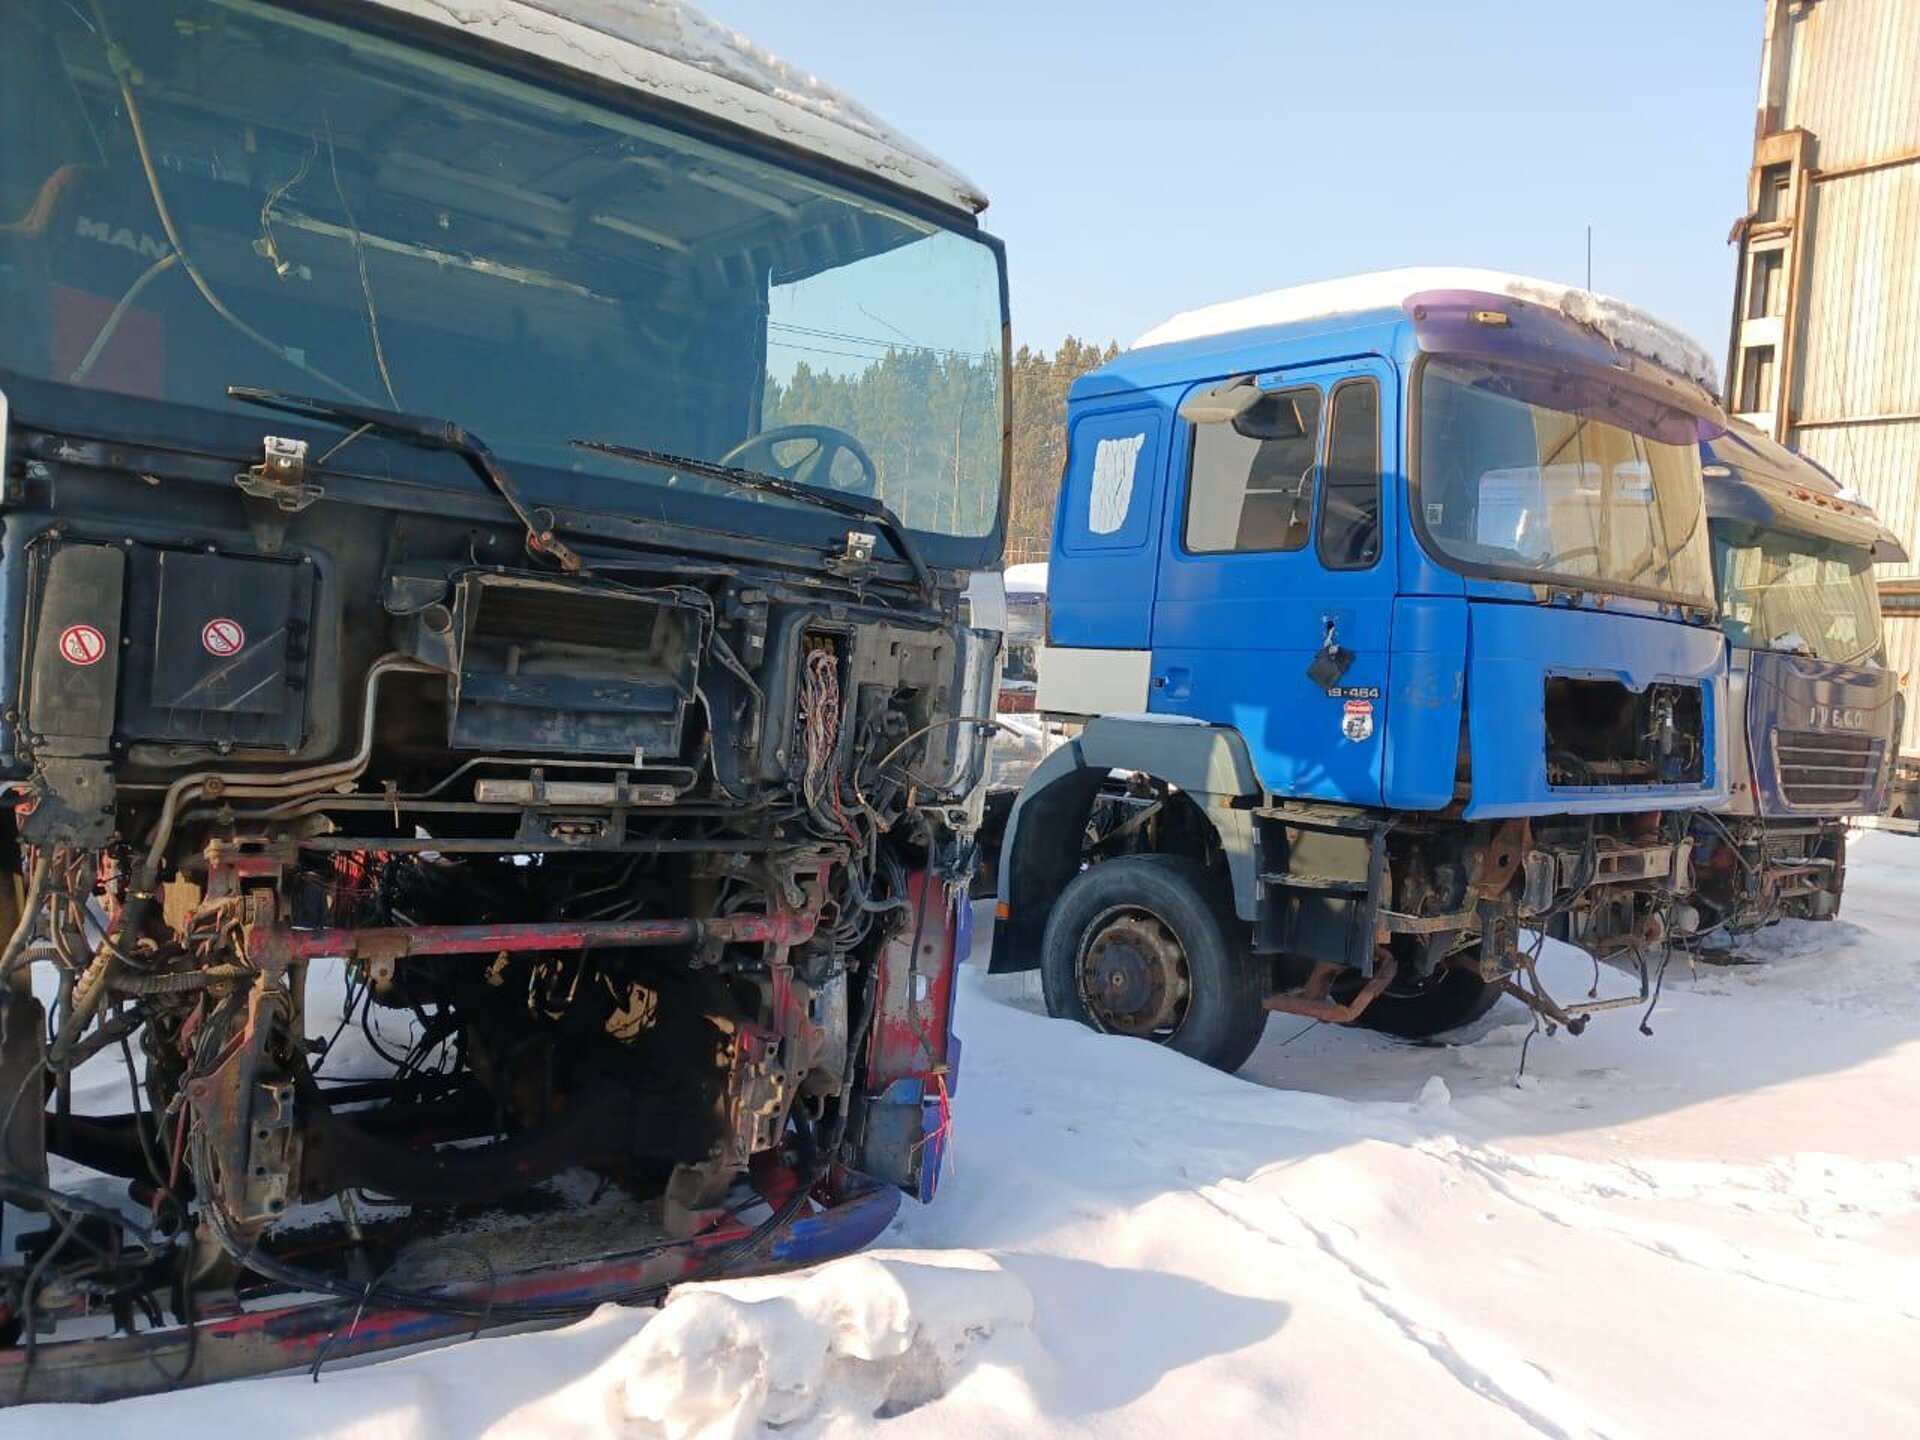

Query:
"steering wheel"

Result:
[[718, 424, 879, 497]]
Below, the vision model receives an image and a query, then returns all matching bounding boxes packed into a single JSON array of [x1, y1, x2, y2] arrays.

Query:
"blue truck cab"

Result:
[[991, 270, 1731, 1070], [1690, 423, 1906, 932]]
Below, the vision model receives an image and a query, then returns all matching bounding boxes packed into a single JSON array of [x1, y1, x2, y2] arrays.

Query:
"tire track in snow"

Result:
[[1433, 1143, 1920, 1232], [1419, 1139, 1920, 1320], [1190, 1178, 1626, 1440]]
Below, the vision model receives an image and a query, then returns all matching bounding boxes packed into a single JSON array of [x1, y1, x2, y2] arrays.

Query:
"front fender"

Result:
[[989, 719, 1262, 973]]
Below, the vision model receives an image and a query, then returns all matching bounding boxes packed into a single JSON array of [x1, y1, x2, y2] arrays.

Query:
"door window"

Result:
[[1317, 379, 1382, 570], [1182, 387, 1323, 553]]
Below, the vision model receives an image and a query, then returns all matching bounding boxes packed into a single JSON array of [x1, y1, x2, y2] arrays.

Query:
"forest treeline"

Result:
[[765, 335, 1118, 562], [1004, 336, 1119, 561]]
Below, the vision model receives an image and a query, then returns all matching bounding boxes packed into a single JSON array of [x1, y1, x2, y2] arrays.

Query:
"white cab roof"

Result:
[[366, 1, 987, 215], [1132, 267, 1718, 391]]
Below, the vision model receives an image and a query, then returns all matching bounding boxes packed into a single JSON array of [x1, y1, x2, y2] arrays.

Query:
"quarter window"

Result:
[[1183, 387, 1323, 554], [1317, 379, 1382, 569]]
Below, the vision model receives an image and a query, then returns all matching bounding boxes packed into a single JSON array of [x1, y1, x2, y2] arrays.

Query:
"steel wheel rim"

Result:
[[1075, 904, 1192, 1040]]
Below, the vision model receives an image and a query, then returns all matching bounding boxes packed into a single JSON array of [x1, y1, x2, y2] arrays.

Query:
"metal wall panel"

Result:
[[1794, 167, 1920, 425], [1793, 421, 1920, 581], [1782, 0, 1920, 170], [1880, 615, 1920, 750], [1760, 0, 1920, 755]]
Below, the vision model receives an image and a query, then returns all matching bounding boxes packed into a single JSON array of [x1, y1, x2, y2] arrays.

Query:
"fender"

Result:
[[989, 717, 1263, 972]]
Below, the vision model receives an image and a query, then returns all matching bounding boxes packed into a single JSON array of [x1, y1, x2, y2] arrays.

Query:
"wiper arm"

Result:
[[228, 386, 582, 573], [573, 439, 935, 604]]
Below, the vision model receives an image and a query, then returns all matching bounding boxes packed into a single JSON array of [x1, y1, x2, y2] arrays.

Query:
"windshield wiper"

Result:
[[573, 439, 935, 605], [228, 386, 582, 573]]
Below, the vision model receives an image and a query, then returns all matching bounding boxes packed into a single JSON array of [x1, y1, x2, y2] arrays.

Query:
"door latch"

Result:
[[1305, 617, 1354, 689]]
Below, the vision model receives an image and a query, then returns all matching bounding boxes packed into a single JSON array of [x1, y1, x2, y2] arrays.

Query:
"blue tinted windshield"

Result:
[[0, 0, 1007, 542]]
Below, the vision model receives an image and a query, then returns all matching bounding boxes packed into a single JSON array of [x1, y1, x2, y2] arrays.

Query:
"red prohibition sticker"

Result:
[[58, 624, 107, 667], [201, 617, 246, 657]]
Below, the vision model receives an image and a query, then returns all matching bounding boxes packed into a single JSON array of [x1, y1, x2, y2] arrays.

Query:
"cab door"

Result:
[[1148, 357, 1397, 804]]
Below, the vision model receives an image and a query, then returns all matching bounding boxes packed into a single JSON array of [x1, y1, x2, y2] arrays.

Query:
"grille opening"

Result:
[[1545, 678, 1705, 788], [1774, 729, 1878, 808]]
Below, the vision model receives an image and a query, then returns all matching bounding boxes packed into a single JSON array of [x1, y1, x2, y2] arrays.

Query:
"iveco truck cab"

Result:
[[991, 269, 1730, 1071], [1691, 422, 1905, 932]]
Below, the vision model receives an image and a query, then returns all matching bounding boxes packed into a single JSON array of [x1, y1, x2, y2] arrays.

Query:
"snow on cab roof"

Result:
[[370, 1, 987, 215], [1132, 267, 1719, 392]]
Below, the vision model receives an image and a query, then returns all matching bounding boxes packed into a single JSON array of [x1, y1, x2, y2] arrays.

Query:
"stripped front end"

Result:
[[0, 0, 1005, 1399], [1688, 426, 1905, 933]]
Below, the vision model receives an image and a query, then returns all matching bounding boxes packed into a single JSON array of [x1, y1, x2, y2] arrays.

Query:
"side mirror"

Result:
[[1180, 378, 1308, 441], [1179, 376, 1263, 426]]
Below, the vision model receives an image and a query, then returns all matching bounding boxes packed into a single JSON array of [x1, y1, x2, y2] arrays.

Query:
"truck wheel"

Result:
[[1040, 854, 1267, 1073], [1343, 962, 1504, 1040]]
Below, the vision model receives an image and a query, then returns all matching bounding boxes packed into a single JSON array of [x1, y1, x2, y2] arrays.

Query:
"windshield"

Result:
[[1415, 357, 1714, 605], [1712, 522, 1884, 664], [0, 0, 1006, 545]]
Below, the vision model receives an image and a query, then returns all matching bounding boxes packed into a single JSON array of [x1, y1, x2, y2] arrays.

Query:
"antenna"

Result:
[[1586, 225, 1593, 290]]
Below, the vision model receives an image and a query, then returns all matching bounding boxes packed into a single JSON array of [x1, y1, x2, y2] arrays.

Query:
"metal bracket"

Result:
[[825, 529, 879, 582], [236, 436, 323, 513], [236, 436, 324, 554]]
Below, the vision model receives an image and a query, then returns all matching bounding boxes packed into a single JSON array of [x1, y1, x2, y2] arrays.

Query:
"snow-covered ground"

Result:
[[13, 832, 1920, 1438]]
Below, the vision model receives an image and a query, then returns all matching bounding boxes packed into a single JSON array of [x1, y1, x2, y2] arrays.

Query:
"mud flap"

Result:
[[856, 872, 961, 1202]]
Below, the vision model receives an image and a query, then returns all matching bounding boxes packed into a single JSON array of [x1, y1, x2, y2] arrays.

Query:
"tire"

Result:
[[1040, 854, 1268, 1073], [1342, 962, 1505, 1040]]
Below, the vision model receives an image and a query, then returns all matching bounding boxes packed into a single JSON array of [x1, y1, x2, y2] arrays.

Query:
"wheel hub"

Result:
[[1079, 911, 1189, 1038]]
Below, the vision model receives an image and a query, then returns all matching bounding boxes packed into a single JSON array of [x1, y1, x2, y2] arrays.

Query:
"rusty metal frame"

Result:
[[0, 1170, 901, 1404]]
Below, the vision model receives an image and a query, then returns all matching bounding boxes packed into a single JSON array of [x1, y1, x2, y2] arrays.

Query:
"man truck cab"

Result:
[[0, 0, 1007, 1397], [1691, 423, 1906, 932], [992, 269, 1729, 1071]]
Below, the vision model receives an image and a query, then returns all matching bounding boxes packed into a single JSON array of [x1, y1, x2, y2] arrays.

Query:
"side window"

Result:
[[1183, 386, 1323, 554], [1317, 379, 1382, 569], [1058, 409, 1163, 555]]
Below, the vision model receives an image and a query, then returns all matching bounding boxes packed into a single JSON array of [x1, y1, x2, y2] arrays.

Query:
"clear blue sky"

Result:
[[705, 0, 1762, 373]]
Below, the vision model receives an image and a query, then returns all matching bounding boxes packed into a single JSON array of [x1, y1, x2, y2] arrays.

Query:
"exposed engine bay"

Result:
[[1688, 816, 1847, 933], [0, 0, 1010, 1395], [1544, 678, 1707, 789], [0, 420, 998, 1384], [1029, 771, 1698, 1042]]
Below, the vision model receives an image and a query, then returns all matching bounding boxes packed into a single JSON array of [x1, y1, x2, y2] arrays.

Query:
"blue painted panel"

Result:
[[1383, 597, 1467, 809], [1463, 601, 1729, 817], [1148, 355, 1398, 804], [1048, 402, 1167, 649]]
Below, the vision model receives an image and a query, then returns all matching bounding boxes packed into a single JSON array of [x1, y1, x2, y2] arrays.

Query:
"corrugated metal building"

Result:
[[1727, 0, 1920, 747]]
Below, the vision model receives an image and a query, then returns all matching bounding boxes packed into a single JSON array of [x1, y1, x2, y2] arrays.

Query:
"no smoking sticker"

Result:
[[201, 617, 246, 657], [58, 624, 107, 667], [1342, 698, 1374, 742]]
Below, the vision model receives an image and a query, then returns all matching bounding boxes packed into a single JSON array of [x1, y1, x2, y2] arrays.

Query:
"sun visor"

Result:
[[1406, 288, 1726, 446]]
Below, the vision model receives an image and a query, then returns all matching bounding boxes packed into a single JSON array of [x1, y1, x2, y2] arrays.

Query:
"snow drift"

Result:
[[622, 1252, 1039, 1439]]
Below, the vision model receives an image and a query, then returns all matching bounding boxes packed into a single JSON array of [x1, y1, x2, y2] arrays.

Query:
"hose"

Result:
[[0, 853, 54, 988]]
